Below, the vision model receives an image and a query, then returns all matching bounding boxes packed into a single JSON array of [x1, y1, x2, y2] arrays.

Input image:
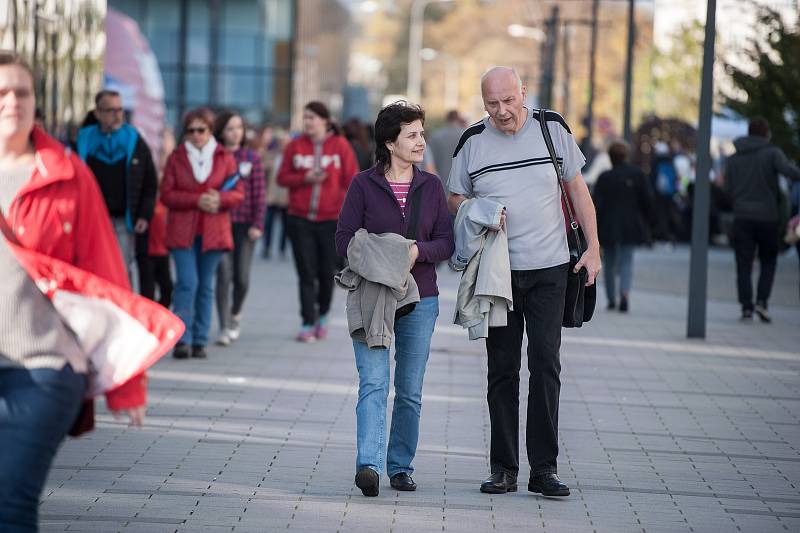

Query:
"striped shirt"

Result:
[[389, 181, 412, 216]]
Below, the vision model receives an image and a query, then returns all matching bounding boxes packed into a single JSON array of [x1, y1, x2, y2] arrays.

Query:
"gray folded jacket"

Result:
[[335, 229, 420, 349]]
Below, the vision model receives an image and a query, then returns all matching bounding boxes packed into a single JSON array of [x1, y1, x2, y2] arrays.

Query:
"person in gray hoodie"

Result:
[[724, 117, 800, 322]]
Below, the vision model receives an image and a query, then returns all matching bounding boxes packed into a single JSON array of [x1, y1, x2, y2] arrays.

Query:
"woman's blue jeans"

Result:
[[171, 237, 224, 346], [0, 364, 86, 531], [603, 244, 635, 303], [353, 296, 438, 478]]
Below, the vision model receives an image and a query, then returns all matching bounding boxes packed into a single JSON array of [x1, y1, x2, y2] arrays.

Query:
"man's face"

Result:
[[482, 72, 527, 135], [95, 94, 125, 132], [0, 65, 35, 140]]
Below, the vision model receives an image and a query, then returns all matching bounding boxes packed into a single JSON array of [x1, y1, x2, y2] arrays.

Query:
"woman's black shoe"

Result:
[[390, 472, 417, 491], [479, 471, 517, 494], [355, 467, 379, 497], [173, 343, 190, 359], [619, 296, 629, 313], [191, 345, 207, 359]]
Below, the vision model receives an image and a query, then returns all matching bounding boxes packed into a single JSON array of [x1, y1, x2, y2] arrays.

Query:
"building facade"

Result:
[[0, 0, 106, 139], [110, 0, 295, 128]]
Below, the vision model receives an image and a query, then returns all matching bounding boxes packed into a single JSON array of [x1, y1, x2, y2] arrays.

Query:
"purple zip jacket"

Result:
[[336, 164, 454, 298]]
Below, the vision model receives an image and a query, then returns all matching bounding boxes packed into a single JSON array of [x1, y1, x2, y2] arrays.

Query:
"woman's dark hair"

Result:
[[213, 110, 244, 147], [608, 140, 630, 166], [374, 101, 425, 167], [304, 101, 342, 135], [182, 107, 215, 134]]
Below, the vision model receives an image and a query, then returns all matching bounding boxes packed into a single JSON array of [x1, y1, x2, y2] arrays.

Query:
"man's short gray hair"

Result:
[[480, 66, 523, 95]]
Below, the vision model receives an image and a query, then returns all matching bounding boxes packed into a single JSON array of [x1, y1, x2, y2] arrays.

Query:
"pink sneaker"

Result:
[[296, 328, 316, 343], [314, 323, 328, 340]]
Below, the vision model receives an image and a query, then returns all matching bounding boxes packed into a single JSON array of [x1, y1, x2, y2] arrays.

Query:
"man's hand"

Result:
[[248, 227, 263, 241], [575, 247, 602, 286], [111, 406, 145, 427], [409, 243, 420, 264], [134, 218, 148, 234], [489, 210, 506, 232]]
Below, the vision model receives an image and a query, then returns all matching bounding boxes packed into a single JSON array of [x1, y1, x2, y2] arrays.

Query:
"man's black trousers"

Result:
[[732, 218, 778, 310], [486, 263, 568, 478]]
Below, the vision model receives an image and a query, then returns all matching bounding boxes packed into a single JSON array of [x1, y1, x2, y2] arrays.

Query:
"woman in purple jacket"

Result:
[[336, 102, 454, 497]]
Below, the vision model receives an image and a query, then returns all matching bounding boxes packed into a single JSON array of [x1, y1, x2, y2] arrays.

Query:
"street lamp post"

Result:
[[687, 0, 717, 339], [407, 0, 452, 104], [622, 0, 635, 142]]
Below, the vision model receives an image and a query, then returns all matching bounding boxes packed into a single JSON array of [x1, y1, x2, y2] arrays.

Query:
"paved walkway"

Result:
[[41, 246, 800, 532]]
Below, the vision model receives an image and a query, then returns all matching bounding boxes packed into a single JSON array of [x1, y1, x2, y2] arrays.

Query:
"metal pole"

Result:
[[583, 0, 599, 153], [539, 6, 558, 110], [622, 0, 635, 142], [562, 24, 570, 119], [407, 0, 428, 103], [177, 0, 188, 124], [687, 0, 716, 339]]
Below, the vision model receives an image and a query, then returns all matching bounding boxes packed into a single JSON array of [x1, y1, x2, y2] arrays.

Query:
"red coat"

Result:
[[147, 201, 169, 256], [160, 143, 244, 252], [277, 133, 359, 221], [5, 127, 146, 412]]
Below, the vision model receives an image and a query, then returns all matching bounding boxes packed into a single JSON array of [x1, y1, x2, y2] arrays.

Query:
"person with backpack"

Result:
[[650, 141, 680, 246]]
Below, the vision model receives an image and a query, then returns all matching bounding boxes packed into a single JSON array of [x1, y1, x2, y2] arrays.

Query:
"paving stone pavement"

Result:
[[40, 246, 800, 532]]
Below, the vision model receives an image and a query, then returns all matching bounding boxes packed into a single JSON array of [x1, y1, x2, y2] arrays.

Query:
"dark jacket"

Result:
[[594, 162, 655, 246], [724, 136, 800, 222], [76, 124, 158, 227], [336, 164, 455, 298]]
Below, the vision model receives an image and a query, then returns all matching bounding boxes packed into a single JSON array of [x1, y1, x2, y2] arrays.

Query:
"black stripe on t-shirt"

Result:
[[469, 159, 563, 179], [452, 122, 486, 158], [469, 156, 563, 178]]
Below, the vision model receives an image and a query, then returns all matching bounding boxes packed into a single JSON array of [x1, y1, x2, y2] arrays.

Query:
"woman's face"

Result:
[[0, 65, 35, 142], [302, 109, 327, 138], [222, 115, 244, 148], [185, 118, 211, 149], [386, 120, 425, 165]]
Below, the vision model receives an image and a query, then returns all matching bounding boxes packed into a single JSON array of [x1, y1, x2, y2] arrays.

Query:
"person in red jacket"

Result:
[[277, 101, 359, 342], [161, 107, 244, 359], [0, 50, 148, 529]]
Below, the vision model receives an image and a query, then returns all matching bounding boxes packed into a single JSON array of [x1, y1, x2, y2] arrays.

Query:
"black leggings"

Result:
[[286, 216, 338, 326], [137, 254, 173, 308]]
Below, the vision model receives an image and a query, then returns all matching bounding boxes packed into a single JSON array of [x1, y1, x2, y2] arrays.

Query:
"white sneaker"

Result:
[[215, 330, 232, 346], [229, 315, 242, 340]]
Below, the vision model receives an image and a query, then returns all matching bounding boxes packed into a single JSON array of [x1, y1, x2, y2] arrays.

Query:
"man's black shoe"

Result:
[[528, 473, 570, 497], [173, 343, 190, 359], [390, 472, 417, 491], [191, 345, 207, 359], [479, 472, 517, 494], [355, 467, 379, 497], [741, 309, 754, 321], [619, 296, 629, 313]]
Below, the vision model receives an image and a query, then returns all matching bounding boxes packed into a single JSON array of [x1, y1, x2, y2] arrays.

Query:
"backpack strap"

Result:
[[404, 185, 424, 240]]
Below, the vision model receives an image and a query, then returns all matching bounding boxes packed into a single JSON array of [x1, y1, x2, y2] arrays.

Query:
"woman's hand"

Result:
[[409, 243, 419, 264], [304, 169, 327, 184], [111, 406, 145, 427], [248, 227, 263, 241], [198, 190, 221, 213]]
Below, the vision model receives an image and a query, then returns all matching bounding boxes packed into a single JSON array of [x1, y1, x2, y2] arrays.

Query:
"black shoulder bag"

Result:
[[394, 185, 424, 320], [537, 110, 596, 328]]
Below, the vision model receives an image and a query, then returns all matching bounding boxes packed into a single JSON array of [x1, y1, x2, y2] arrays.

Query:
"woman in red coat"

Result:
[[161, 107, 244, 359], [0, 51, 149, 529], [277, 101, 359, 342]]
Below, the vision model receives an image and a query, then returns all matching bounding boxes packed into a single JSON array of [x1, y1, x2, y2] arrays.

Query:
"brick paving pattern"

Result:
[[40, 246, 800, 532]]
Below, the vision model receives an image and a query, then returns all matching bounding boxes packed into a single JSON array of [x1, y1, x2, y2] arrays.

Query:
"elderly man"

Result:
[[76, 90, 157, 273], [448, 67, 601, 497]]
